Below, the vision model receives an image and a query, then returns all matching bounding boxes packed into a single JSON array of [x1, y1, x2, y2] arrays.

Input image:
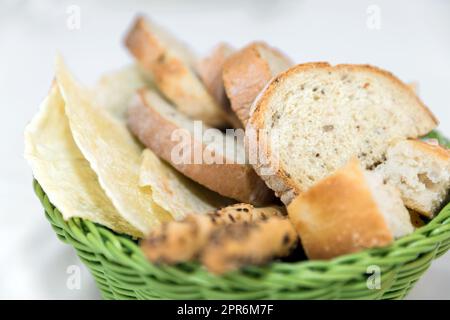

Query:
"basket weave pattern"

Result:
[[34, 179, 450, 299]]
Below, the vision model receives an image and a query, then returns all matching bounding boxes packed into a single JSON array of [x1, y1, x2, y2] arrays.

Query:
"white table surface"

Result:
[[0, 0, 448, 299]]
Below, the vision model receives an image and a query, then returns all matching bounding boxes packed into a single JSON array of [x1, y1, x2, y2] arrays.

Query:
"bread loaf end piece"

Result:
[[223, 42, 293, 125], [287, 158, 413, 260], [375, 139, 450, 217]]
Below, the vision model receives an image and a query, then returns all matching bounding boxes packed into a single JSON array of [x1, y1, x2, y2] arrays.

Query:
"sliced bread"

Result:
[[287, 159, 414, 260], [127, 88, 274, 205], [247, 62, 438, 204], [196, 43, 242, 128], [375, 139, 450, 217], [222, 41, 293, 125], [125, 16, 229, 127]]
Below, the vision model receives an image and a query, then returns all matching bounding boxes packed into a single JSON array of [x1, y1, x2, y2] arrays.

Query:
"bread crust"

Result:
[[128, 89, 274, 205], [141, 203, 286, 264], [196, 43, 242, 128], [201, 216, 298, 274], [287, 159, 393, 260], [411, 139, 450, 160], [125, 16, 229, 127], [223, 42, 292, 125], [247, 62, 439, 204]]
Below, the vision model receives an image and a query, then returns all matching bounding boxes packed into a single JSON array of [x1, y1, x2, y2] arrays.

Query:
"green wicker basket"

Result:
[[33, 132, 450, 300]]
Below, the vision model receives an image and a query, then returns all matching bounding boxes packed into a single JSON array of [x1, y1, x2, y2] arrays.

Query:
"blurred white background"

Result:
[[0, 0, 449, 299]]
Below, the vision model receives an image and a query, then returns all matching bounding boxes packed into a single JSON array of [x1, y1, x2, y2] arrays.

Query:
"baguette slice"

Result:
[[128, 88, 274, 205], [196, 43, 241, 128], [375, 139, 450, 217], [287, 159, 414, 260], [223, 42, 293, 125], [247, 62, 438, 204], [125, 16, 228, 127]]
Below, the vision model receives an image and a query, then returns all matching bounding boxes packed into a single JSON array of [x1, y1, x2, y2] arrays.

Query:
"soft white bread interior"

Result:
[[287, 159, 414, 260], [127, 88, 274, 205], [196, 43, 241, 128], [247, 62, 438, 204], [375, 139, 450, 218], [125, 16, 229, 127], [223, 41, 293, 125]]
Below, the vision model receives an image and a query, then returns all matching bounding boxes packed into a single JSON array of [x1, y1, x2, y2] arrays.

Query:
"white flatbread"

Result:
[[24, 84, 147, 237], [55, 56, 171, 236]]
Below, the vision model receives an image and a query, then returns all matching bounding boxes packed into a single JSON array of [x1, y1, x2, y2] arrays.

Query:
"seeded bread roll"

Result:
[[196, 43, 242, 128], [247, 62, 438, 204], [201, 216, 298, 274], [125, 16, 229, 127], [375, 139, 450, 217], [128, 89, 274, 205], [141, 204, 286, 264], [223, 42, 293, 125], [287, 159, 414, 260]]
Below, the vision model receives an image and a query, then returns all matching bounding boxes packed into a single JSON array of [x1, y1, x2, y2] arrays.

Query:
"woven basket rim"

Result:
[[34, 178, 450, 281]]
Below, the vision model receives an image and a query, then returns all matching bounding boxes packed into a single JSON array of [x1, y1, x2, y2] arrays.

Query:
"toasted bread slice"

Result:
[[127, 89, 274, 205], [247, 62, 438, 204], [287, 159, 413, 260], [125, 16, 228, 127], [196, 43, 241, 128], [223, 42, 293, 125], [375, 139, 450, 217]]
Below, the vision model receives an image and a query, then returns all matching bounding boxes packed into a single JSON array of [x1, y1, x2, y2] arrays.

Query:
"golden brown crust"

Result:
[[197, 43, 242, 128], [410, 139, 450, 160], [247, 62, 439, 204], [124, 16, 229, 127], [124, 16, 165, 68], [196, 43, 242, 128], [141, 214, 210, 264], [140, 204, 286, 264], [223, 42, 292, 125], [127, 89, 274, 205], [287, 159, 393, 260], [201, 216, 298, 274]]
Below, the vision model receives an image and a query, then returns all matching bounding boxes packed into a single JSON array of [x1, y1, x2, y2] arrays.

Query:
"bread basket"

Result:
[[33, 131, 450, 300]]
